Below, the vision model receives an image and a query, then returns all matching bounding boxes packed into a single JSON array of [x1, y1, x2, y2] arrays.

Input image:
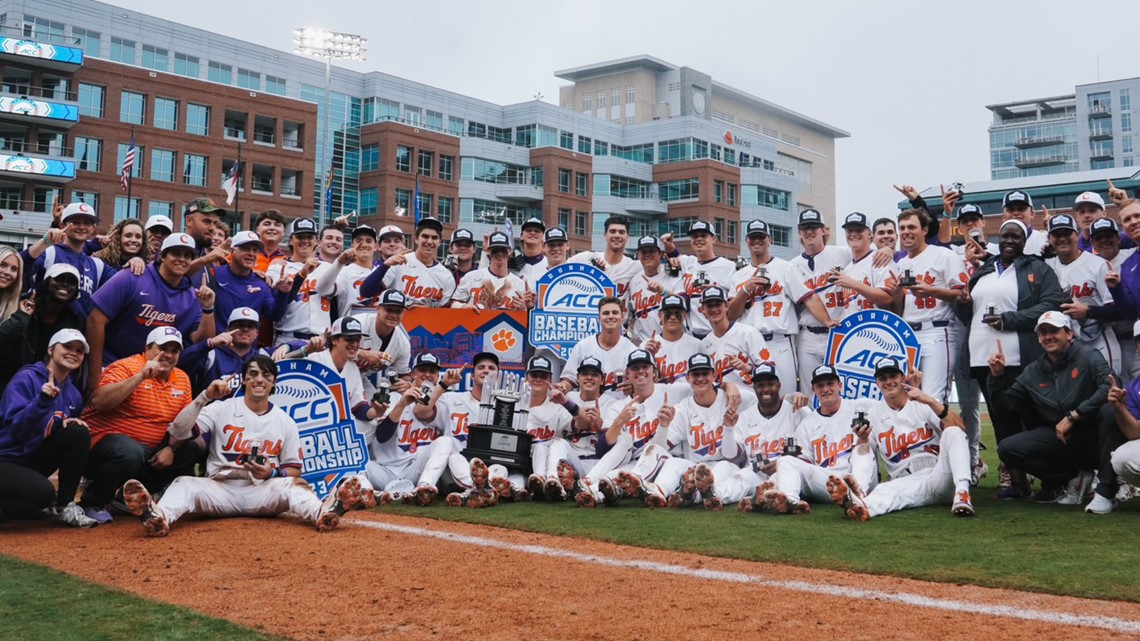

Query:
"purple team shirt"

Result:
[[90, 264, 202, 362]]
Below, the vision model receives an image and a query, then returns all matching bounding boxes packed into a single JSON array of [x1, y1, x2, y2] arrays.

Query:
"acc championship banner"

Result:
[[529, 263, 616, 361], [268, 359, 368, 499], [826, 309, 922, 402], [403, 308, 528, 390]]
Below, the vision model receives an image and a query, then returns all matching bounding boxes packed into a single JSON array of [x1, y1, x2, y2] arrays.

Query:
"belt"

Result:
[[908, 320, 950, 331], [761, 332, 794, 341], [803, 326, 830, 335], [278, 330, 315, 340]]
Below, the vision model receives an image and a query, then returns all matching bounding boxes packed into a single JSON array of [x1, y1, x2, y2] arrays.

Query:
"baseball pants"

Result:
[[765, 334, 799, 397], [545, 438, 599, 479], [1083, 332, 1122, 378], [1118, 333, 1140, 382], [0, 425, 90, 517], [915, 326, 955, 405], [773, 456, 847, 504], [712, 464, 763, 504], [365, 437, 472, 493], [156, 475, 327, 525], [852, 427, 971, 518], [577, 434, 636, 501], [796, 329, 828, 396], [1111, 440, 1140, 487], [951, 323, 982, 467]]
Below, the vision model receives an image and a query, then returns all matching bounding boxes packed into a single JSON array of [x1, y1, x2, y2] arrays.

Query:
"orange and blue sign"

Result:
[[825, 310, 922, 402], [529, 264, 615, 360]]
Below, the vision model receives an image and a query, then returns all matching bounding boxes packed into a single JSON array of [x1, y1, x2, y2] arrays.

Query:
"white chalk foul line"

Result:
[[354, 518, 1140, 634]]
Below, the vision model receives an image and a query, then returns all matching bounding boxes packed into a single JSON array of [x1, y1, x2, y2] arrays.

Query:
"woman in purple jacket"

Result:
[[0, 329, 96, 527]]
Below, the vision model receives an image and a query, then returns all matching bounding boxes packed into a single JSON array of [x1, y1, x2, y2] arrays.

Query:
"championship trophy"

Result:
[[463, 370, 534, 473]]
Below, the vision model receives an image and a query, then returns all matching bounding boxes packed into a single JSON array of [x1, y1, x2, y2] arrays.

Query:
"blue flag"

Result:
[[413, 172, 421, 226]]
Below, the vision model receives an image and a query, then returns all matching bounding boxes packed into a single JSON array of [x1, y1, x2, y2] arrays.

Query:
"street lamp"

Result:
[[293, 27, 367, 226]]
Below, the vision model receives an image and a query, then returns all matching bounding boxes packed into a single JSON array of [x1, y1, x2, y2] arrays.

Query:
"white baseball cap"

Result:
[[160, 233, 196, 254], [60, 202, 98, 223], [49, 328, 89, 353], [1133, 320, 1140, 340], [44, 263, 80, 281], [1035, 311, 1072, 332], [227, 307, 260, 326], [377, 224, 404, 240], [231, 231, 262, 248], [146, 326, 184, 347], [1073, 191, 1106, 210], [145, 215, 174, 232]]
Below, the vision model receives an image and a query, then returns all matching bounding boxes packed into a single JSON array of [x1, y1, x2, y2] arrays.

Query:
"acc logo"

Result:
[[259, 359, 367, 498], [825, 310, 922, 402], [529, 264, 615, 360]]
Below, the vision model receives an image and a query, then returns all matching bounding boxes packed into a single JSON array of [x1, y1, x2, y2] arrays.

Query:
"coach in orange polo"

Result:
[[79, 326, 200, 522]]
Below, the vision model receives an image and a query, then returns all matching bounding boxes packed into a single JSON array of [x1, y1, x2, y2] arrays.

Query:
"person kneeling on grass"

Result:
[[120, 355, 374, 537], [825, 357, 975, 521], [0, 329, 96, 527]]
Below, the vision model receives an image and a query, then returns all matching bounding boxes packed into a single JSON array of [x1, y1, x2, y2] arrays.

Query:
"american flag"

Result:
[[120, 132, 136, 193]]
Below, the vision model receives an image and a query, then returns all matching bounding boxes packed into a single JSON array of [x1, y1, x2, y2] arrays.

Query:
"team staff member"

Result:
[[181, 198, 227, 276], [123, 356, 374, 536], [361, 217, 455, 307], [144, 214, 174, 258], [209, 231, 291, 335], [1107, 349, 1140, 511], [87, 234, 216, 390], [0, 264, 85, 390], [729, 220, 831, 396], [79, 327, 201, 518], [0, 329, 96, 527], [1083, 218, 1139, 380], [251, 210, 288, 273], [178, 308, 269, 394]]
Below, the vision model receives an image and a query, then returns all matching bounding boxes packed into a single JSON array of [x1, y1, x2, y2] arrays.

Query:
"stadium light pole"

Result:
[[293, 28, 367, 226]]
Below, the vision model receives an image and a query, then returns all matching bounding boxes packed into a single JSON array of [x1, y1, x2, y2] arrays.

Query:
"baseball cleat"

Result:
[[644, 482, 667, 508], [842, 474, 865, 499], [614, 471, 645, 499], [703, 496, 724, 511], [543, 478, 566, 502], [445, 492, 465, 507], [470, 458, 490, 490], [952, 490, 975, 517], [121, 480, 169, 537], [376, 491, 392, 507], [694, 463, 715, 494], [556, 460, 578, 492], [527, 474, 545, 500], [465, 490, 490, 509], [762, 489, 789, 513], [575, 490, 597, 508], [737, 498, 754, 513], [598, 477, 622, 506], [827, 475, 869, 522], [316, 476, 370, 531], [666, 493, 685, 509], [414, 484, 438, 507], [680, 467, 698, 501], [489, 476, 513, 499], [752, 481, 775, 505], [515, 488, 531, 502]]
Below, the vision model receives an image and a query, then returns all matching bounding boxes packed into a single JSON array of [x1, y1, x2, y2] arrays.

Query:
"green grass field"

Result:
[[384, 422, 1140, 602], [0, 555, 285, 641]]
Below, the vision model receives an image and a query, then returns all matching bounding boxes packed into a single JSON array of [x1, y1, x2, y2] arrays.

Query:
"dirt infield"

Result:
[[3, 511, 1140, 641]]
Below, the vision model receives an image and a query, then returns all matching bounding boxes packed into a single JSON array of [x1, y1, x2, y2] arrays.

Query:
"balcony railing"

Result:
[[0, 141, 72, 157], [1089, 129, 1114, 140], [0, 84, 77, 101], [280, 186, 300, 197], [282, 138, 302, 150], [250, 179, 274, 193], [253, 131, 275, 145], [1014, 154, 1067, 168], [223, 126, 246, 141], [1088, 105, 1112, 118], [1013, 136, 1065, 149]]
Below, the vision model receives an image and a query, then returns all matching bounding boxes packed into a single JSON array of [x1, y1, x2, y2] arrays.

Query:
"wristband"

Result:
[[299, 346, 307, 357], [439, 381, 450, 391], [201, 307, 215, 314], [937, 404, 949, 419]]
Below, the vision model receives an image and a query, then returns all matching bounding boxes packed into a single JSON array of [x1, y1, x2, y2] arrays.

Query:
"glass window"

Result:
[[467, 122, 487, 139], [75, 137, 101, 172], [575, 211, 588, 236], [438, 197, 453, 224], [173, 53, 199, 78], [396, 146, 411, 172], [714, 217, 724, 238], [110, 37, 134, 64], [154, 98, 178, 130], [183, 153, 207, 186], [595, 140, 609, 156], [395, 188, 411, 212], [448, 116, 464, 136], [560, 131, 574, 150], [361, 144, 379, 172], [714, 180, 724, 204], [581, 94, 591, 111], [1123, 112, 1133, 134], [78, 84, 104, 118], [114, 197, 140, 222], [626, 85, 635, 105], [515, 124, 535, 148], [558, 208, 571, 230], [742, 185, 790, 211], [237, 68, 260, 90], [578, 136, 592, 154], [576, 172, 587, 196], [418, 150, 434, 177], [72, 27, 101, 58], [360, 187, 378, 214], [425, 110, 443, 131], [728, 183, 737, 207], [612, 143, 653, 163], [439, 155, 454, 181], [141, 45, 167, 71], [597, 91, 606, 109], [148, 201, 173, 218], [537, 125, 558, 147], [611, 88, 620, 106], [72, 191, 98, 211], [659, 178, 699, 202], [33, 187, 61, 214], [416, 193, 433, 217], [558, 168, 571, 193], [116, 143, 143, 178], [186, 104, 209, 136], [120, 91, 145, 124], [150, 149, 175, 182], [488, 126, 511, 144], [770, 224, 791, 247], [1124, 137, 1134, 154], [727, 221, 738, 244], [265, 75, 286, 96], [208, 61, 232, 84]]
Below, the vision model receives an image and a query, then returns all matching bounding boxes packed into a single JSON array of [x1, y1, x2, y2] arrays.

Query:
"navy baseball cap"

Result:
[[415, 217, 444, 235], [331, 316, 364, 338], [637, 235, 662, 252], [810, 364, 841, 385], [578, 356, 604, 375], [798, 209, 825, 228], [661, 294, 687, 312], [351, 224, 378, 239], [687, 353, 714, 372], [1048, 214, 1077, 234], [451, 228, 475, 244], [1002, 191, 1034, 209], [957, 204, 984, 220], [472, 351, 499, 367], [841, 212, 869, 230], [527, 355, 554, 374], [290, 218, 317, 237], [487, 231, 511, 249], [627, 349, 655, 368], [413, 352, 441, 370], [521, 216, 545, 231], [1091, 217, 1120, 236], [745, 220, 771, 238], [701, 285, 728, 304], [689, 220, 715, 237], [873, 356, 905, 377], [379, 290, 408, 309], [751, 363, 779, 381], [544, 228, 568, 244]]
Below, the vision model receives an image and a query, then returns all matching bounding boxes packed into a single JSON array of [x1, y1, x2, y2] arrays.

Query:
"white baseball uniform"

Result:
[[382, 254, 457, 307], [625, 270, 684, 343], [453, 268, 528, 310], [546, 391, 614, 480], [700, 322, 769, 392], [647, 333, 702, 383], [271, 260, 336, 343], [336, 262, 382, 316], [1047, 251, 1121, 372], [365, 401, 470, 494], [896, 245, 968, 403], [732, 258, 808, 396], [568, 251, 640, 298], [355, 314, 413, 398], [791, 246, 852, 395], [525, 399, 574, 479], [772, 402, 860, 504], [675, 255, 737, 338], [561, 335, 638, 399], [840, 251, 896, 317], [718, 400, 801, 503]]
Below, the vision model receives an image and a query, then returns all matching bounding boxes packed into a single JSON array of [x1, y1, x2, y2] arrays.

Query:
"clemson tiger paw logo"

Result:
[[759, 348, 771, 362], [491, 329, 517, 352]]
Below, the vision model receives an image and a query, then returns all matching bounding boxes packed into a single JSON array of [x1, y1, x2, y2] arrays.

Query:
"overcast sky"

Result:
[[110, 0, 1138, 218]]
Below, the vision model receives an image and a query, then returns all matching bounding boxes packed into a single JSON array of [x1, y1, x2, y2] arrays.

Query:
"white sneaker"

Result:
[[1116, 483, 1138, 503], [970, 461, 989, 487], [1085, 493, 1117, 515], [1057, 471, 1094, 506], [52, 502, 98, 528]]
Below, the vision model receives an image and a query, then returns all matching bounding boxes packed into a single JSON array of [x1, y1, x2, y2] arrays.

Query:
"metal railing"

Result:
[[0, 84, 78, 101], [253, 130, 275, 144], [223, 126, 246, 140], [281, 138, 303, 149], [0, 142, 72, 156]]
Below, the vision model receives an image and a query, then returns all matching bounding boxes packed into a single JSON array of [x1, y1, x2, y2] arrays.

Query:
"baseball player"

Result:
[[452, 231, 530, 310], [548, 356, 613, 499], [270, 219, 338, 346], [1047, 214, 1122, 373], [355, 290, 414, 402], [329, 225, 384, 316], [895, 208, 968, 404], [445, 228, 478, 285], [733, 364, 805, 512], [513, 216, 550, 284], [360, 217, 456, 307], [1085, 217, 1139, 381], [530, 227, 570, 288], [567, 215, 640, 298], [519, 356, 575, 501], [728, 219, 831, 396], [120, 356, 374, 536], [660, 220, 737, 338], [790, 209, 853, 395], [763, 365, 861, 513], [641, 295, 702, 383], [698, 285, 768, 393], [832, 212, 897, 315], [826, 357, 975, 520], [557, 296, 638, 399], [624, 235, 684, 343], [1001, 191, 1050, 256]]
